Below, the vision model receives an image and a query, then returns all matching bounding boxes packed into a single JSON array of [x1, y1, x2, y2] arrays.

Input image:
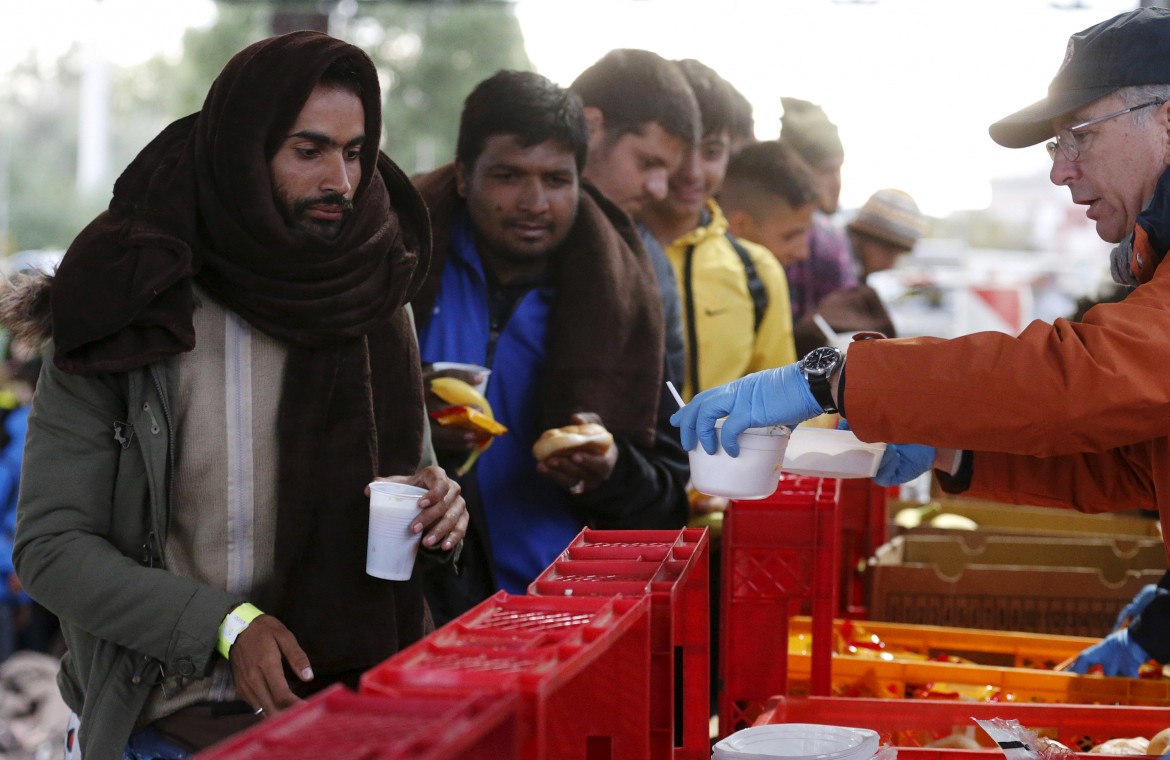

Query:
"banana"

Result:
[[429, 376, 502, 476], [430, 377, 493, 418]]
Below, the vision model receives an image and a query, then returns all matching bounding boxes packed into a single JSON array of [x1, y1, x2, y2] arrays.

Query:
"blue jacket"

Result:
[[419, 211, 581, 594], [417, 207, 690, 622], [0, 404, 29, 604]]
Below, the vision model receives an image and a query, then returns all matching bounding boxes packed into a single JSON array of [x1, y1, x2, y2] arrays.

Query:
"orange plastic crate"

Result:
[[197, 684, 521, 759], [529, 528, 711, 760], [361, 592, 651, 760], [756, 695, 1170, 752], [784, 616, 1170, 707], [788, 616, 1092, 669]]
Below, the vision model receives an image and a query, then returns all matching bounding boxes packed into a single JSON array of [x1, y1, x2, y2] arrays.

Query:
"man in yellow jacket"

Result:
[[639, 59, 797, 400]]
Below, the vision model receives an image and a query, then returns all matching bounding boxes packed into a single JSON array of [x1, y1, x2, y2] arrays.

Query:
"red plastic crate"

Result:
[[720, 476, 841, 734], [361, 592, 652, 760], [756, 695, 1170, 752], [837, 479, 888, 617], [529, 528, 711, 760], [197, 683, 521, 759], [895, 751, 1102, 760]]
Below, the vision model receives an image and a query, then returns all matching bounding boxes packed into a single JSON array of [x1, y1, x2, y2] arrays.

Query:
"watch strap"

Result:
[[807, 373, 838, 414]]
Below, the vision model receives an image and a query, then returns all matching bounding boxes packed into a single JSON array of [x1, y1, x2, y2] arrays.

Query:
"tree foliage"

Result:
[[1, 49, 94, 252], [363, 3, 532, 173], [1, 0, 530, 254]]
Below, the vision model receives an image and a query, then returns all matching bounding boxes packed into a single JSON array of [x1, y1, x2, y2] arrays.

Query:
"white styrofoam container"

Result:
[[780, 427, 886, 479], [688, 421, 790, 500]]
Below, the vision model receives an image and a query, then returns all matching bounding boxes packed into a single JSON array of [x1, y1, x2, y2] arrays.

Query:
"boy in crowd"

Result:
[[779, 97, 858, 322], [569, 48, 700, 387], [639, 59, 796, 401], [719, 140, 822, 269]]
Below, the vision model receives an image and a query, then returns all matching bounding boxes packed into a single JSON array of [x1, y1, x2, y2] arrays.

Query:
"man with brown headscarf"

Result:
[[5, 33, 466, 759]]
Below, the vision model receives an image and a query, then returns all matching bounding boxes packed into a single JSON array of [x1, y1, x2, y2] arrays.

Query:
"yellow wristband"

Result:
[[216, 603, 264, 660]]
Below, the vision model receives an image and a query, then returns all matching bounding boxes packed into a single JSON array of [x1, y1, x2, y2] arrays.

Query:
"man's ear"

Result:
[[725, 207, 754, 239], [454, 159, 469, 199], [1158, 100, 1170, 149], [583, 107, 606, 145]]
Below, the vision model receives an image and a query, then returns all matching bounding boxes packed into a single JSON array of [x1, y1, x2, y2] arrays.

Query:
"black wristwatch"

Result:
[[799, 346, 842, 414]]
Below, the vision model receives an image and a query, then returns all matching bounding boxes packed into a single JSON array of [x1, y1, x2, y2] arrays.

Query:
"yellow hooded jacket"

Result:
[[665, 200, 797, 400]]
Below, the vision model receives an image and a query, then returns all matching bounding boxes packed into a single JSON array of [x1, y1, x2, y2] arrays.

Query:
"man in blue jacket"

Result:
[[412, 70, 690, 624]]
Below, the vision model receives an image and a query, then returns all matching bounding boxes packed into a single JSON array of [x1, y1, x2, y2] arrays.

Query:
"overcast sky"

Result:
[[516, 0, 1142, 216], [0, 0, 1144, 216]]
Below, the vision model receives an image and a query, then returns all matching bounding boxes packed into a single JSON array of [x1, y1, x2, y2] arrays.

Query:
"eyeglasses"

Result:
[[1045, 99, 1165, 161]]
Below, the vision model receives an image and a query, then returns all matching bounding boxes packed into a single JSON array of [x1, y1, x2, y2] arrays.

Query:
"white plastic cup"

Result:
[[688, 420, 790, 500], [366, 481, 426, 581], [431, 362, 491, 395]]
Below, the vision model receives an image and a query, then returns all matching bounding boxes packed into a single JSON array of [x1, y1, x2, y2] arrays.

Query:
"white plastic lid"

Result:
[[712, 724, 880, 760]]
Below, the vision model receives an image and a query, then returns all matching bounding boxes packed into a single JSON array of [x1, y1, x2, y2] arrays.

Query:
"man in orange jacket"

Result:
[[674, 7, 1170, 679]]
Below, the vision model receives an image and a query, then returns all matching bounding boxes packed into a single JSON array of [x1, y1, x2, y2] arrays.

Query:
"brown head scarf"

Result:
[[50, 32, 434, 678]]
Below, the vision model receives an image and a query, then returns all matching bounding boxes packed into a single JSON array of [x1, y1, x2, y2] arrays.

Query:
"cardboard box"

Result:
[[890, 496, 1163, 540], [868, 534, 1167, 637]]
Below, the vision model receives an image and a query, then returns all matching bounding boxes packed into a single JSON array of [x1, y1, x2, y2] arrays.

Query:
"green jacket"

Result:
[[15, 348, 243, 760]]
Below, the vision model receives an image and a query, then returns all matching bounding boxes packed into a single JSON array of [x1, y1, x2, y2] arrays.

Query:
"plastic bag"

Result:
[[975, 718, 1074, 760]]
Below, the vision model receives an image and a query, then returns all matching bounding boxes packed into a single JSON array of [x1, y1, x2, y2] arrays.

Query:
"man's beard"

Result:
[[282, 192, 355, 240]]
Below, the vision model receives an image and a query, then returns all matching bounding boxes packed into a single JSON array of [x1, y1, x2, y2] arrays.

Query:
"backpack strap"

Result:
[[725, 233, 768, 333], [683, 245, 701, 396]]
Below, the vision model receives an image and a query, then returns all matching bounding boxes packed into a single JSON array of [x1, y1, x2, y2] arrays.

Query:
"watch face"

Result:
[[803, 347, 840, 374]]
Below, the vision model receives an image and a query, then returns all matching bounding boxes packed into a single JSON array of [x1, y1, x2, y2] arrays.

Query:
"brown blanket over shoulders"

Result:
[[412, 163, 663, 446]]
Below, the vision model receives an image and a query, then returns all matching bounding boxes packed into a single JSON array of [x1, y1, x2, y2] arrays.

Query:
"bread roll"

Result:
[[1147, 728, 1170, 757], [532, 423, 614, 461], [1089, 737, 1150, 755]]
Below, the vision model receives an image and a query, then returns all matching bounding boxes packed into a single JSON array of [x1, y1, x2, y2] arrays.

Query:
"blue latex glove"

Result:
[[1068, 628, 1150, 677], [670, 364, 823, 457], [837, 420, 935, 488], [1113, 584, 1167, 632], [874, 443, 936, 487]]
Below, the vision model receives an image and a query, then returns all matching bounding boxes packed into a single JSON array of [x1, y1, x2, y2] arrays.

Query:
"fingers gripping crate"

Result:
[[360, 592, 652, 760], [198, 683, 522, 759], [756, 695, 1170, 752], [528, 528, 711, 760], [720, 476, 841, 735]]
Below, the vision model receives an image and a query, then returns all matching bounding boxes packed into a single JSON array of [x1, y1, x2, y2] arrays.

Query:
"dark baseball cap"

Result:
[[989, 7, 1170, 149]]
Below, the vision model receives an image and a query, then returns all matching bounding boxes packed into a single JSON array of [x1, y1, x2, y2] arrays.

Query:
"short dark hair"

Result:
[[675, 59, 739, 139], [318, 56, 363, 97], [720, 140, 820, 212], [456, 70, 589, 171], [569, 49, 700, 145], [727, 86, 755, 147]]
